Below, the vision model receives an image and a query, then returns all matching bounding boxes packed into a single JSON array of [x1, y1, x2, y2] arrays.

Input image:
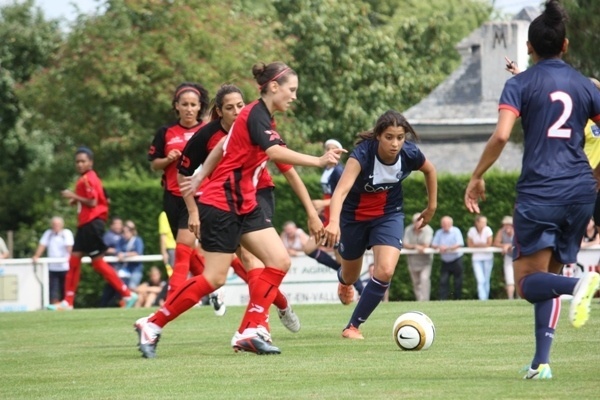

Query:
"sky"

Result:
[[4, 0, 542, 23]]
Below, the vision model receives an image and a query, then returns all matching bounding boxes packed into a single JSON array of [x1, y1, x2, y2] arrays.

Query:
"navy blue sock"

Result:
[[337, 268, 348, 285], [347, 276, 389, 329], [308, 249, 340, 271], [520, 272, 577, 303], [353, 278, 365, 295], [531, 297, 560, 369]]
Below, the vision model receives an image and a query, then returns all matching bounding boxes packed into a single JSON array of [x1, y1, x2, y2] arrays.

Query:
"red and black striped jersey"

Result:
[[148, 121, 203, 197], [199, 99, 285, 214]]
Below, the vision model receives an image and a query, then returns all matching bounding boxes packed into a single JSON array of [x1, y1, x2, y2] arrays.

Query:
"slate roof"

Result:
[[404, 7, 540, 142]]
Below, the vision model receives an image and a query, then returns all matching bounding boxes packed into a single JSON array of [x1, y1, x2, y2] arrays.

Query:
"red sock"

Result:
[[231, 257, 248, 283], [272, 289, 288, 310], [189, 249, 205, 276], [238, 267, 286, 333], [149, 275, 215, 328], [167, 243, 193, 299], [64, 256, 82, 305], [91, 258, 131, 297], [246, 268, 261, 285], [246, 267, 287, 309]]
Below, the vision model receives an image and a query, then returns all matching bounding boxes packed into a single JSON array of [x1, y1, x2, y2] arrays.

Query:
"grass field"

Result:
[[1, 300, 599, 400]]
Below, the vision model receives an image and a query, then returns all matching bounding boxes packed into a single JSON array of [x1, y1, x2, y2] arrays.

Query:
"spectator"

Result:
[[403, 212, 434, 301], [431, 216, 464, 300], [31, 216, 74, 305], [0, 235, 9, 259], [135, 266, 166, 308], [103, 217, 123, 260], [467, 215, 494, 300], [158, 211, 175, 277], [580, 218, 599, 248], [99, 216, 124, 307], [280, 221, 309, 257], [493, 216, 516, 300], [117, 220, 145, 290]]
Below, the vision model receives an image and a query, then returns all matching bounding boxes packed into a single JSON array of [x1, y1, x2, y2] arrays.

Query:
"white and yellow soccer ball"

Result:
[[392, 311, 435, 351]]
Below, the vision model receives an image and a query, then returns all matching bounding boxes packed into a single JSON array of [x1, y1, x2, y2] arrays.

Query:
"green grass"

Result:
[[1, 300, 599, 400]]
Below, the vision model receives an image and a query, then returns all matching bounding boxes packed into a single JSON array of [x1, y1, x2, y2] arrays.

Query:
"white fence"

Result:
[[1, 247, 599, 311]]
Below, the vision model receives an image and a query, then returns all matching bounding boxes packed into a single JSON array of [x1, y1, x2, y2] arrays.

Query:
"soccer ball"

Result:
[[392, 311, 435, 351]]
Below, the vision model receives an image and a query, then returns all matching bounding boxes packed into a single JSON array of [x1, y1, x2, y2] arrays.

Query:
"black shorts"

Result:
[[163, 190, 198, 238], [200, 205, 273, 253], [72, 218, 108, 257], [256, 187, 275, 221], [241, 204, 273, 234], [200, 205, 244, 253]]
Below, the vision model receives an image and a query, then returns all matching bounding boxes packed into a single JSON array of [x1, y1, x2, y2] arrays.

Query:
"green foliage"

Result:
[[271, 0, 490, 147], [563, 0, 600, 78], [18, 0, 289, 179], [0, 0, 63, 229], [273, 171, 519, 301]]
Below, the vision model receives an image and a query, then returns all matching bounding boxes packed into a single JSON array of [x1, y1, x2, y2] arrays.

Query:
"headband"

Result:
[[259, 67, 291, 90], [324, 139, 343, 149], [175, 86, 200, 100]]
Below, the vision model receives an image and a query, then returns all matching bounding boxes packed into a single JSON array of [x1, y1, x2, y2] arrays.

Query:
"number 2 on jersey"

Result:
[[547, 91, 573, 139]]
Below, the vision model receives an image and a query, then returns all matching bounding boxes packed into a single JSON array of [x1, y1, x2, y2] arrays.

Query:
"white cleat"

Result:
[[277, 305, 301, 333]]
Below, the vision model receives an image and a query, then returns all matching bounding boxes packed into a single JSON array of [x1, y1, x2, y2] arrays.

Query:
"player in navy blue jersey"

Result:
[[323, 110, 437, 339], [464, 0, 600, 380]]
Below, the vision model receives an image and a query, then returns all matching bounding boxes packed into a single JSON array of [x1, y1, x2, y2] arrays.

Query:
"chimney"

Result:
[[480, 19, 530, 102]]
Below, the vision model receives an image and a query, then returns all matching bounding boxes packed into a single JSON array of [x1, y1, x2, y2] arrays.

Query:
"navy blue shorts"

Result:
[[513, 202, 594, 264], [338, 213, 404, 260]]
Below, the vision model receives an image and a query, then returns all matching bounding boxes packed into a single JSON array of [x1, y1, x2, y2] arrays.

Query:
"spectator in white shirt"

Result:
[[467, 214, 494, 300], [32, 217, 74, 304]]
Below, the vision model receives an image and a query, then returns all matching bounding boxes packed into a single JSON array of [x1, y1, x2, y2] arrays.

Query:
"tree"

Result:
[[563, 0, 600, 78], [271, 0, 490, 147], [18, 0, 289, 178], [0, 0, 63, 230]]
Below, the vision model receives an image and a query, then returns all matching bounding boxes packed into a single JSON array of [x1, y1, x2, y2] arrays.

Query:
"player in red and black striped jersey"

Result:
[[177, 84, 322, 334], [48, 147, 136, 310], [135, 62, 343, 358], [147, 82, 210, 300]]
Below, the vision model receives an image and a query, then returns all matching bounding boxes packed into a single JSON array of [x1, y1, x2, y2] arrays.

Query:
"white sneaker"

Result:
[[134, 317, 162, 358], [569, 271, 600, 328], [277, 305, 301, 333], [230, 326, 279, 355], [209, 289, 226, 317]]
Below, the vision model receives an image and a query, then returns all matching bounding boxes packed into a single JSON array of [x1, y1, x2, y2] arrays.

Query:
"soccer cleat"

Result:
[[231, 327, 280, 355], [342, 324, 364, 340], [46, 300, 73, 311], [209, 291, 226, 317], [569, 271, 600, 328], [134, 317, 161, 359], [277, 305, 301, 333], [338, 283, 355, 305], [123, 292, 139, 309], [523, 363, 552, 380]]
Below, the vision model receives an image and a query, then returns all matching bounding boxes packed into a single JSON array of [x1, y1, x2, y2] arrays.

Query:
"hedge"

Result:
[[60, 171, 520, 307]]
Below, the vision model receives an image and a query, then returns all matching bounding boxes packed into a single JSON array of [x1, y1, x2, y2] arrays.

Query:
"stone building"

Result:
[[404, 8, 540, 174]]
